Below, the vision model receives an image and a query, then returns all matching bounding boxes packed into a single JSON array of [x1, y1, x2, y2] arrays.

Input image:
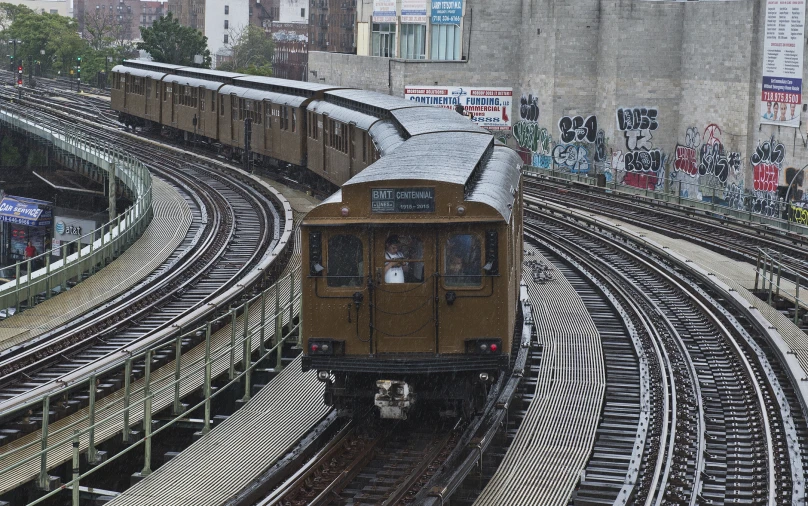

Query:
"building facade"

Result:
[[167, 0, 205, 32], [4, 0, 69, 17], [75, 0, 143, 42], [308, 0, 808, 216], [205, 0, 250, 67], [308, 0, 355, 53]]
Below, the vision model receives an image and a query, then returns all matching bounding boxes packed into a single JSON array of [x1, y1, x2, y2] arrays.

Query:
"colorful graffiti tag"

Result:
[[750, 136, 785, 217], [512, 94, 553, 168], [615, 106, 664, 189]]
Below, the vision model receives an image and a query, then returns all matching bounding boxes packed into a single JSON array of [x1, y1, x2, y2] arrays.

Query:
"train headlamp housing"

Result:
[[465, 338, 503, 354], [308, 338, 344, 356]]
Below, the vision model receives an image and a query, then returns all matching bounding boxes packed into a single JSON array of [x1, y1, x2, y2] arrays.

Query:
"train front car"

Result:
[[302, 132, 523, 419]]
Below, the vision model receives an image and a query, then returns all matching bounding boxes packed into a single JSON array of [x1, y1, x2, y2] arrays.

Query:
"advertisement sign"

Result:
[[54, 216, 97, 245], [0, 196, 51, 226], [404, 85, 513, 131], [401, 0, 427, 23], [761, 0, 805, 128], [373, 0, 396, 23], [430, 0, 462, 24]]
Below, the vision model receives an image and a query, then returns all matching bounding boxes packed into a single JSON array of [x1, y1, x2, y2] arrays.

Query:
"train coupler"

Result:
[[374, 380, 414, 420]]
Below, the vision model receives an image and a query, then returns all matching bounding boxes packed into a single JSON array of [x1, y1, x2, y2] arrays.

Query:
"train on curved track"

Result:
[[111, 60, 524, 419]]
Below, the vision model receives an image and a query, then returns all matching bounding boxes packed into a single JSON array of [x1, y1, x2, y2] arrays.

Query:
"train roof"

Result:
[[308, 100, 379, 130], [163, 74, 226, 91], [391, 107, 488, 137], [344, 131, 492, 188], [235, 75, 338, 94], [111, 65, 170, 81], [466, 146, 523, 222], [174, 67, 245, 84], [368, 120, 406, 156], [325, 89, 429, 116], [123, 59, 185, 71], [219, 84, 308, 107]]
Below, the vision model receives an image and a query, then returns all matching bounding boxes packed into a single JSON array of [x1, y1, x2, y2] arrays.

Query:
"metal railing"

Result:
[[523, 164, 808, 237], [0, 104, 153, 316], [0, 269, 301, 504], [755, 248, 806, 326]]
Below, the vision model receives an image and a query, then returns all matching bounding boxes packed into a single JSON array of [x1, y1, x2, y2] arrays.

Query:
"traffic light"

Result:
[[17, 65, 22, 86]]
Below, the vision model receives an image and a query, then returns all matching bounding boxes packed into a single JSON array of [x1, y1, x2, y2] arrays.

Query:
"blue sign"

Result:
[[431, 0, 462, 24], [0, 196, 52, 226]]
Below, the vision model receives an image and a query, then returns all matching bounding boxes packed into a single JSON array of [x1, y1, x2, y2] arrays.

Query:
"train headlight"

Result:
[[317, 370, 331, 382], [308, 338, 344, 356], [465, 338, 503, 354]]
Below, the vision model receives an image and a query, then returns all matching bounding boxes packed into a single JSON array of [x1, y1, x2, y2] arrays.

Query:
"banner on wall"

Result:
[[404, 85, 512, 131], [372, 0, 396, 23], [430, 0, 462, 25], [401, 0, 427, 23], [760, 0, 805, 128]]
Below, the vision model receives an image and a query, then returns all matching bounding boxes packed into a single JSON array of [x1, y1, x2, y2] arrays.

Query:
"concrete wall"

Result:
[[309, 0, 808, 213]]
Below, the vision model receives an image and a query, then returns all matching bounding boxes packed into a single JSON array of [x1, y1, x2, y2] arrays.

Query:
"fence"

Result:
[[0, 269, 301, 504], [0, 104, 152, 316]]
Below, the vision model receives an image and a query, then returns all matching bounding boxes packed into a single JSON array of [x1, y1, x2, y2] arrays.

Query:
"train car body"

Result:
[[301, 132, 523, 418], [111, 65, 175, 128]]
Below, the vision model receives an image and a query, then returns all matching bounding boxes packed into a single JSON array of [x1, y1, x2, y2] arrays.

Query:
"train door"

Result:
[[169, 80, 177, 124], [123, 73, 129, 109], [263, 99, 272, 152], [372, 230, 435, 354], [198, 86, 205, 133], [230, 93, 239, 142], [145, 79, 151, 116], [322, 115, 329, 175]]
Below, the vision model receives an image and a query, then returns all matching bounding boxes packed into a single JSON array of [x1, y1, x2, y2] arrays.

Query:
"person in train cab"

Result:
[[384, 235, 408, 283], [446, 252, 480, 286]]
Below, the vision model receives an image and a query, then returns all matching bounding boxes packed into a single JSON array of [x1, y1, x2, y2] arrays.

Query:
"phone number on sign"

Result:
[[762, 92, 802, 104]]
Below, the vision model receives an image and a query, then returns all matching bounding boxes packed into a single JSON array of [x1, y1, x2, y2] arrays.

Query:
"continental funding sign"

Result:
[[761, 0, 805, 128], [371, 188, 435, 213], [404, 85, 513, 131]]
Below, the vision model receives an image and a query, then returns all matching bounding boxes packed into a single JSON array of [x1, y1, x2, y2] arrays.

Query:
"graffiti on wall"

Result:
[[614, 107, 664, 189], [750, 136, 785, 217], [512, 94, 553, 168], [551, 115, 607, 173], [671, 124, 742, 203]]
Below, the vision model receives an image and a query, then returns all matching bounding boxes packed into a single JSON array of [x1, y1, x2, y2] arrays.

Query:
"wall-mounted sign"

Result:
[[402, 0, 427, 23], [55, 221, 81, 236], [371, 188, 435, 213], [53, 216, 96, 244], [405, 85, 512, 131], [430, 0, 462, 25], [0, 196, 51, 226], [373, 0, 396, 23], [760, 0, 805, 128]]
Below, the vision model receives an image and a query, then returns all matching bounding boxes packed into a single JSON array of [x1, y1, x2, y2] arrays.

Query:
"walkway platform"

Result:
[[0, 176, 191, 352], [474, 245, 605, 506]]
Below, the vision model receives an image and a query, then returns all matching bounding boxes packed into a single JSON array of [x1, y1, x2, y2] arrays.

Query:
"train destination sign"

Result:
[[371, 188, 435, 213]]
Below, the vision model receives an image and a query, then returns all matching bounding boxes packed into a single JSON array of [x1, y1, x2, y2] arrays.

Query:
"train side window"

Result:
[[266, 102, 271, 127], [362, 133, 367, 162], [327, 235, 363, 287], [220, 97, 224, 115], [211, 91, 215, 112], [383, 235, 423, 284], [292, 109, 296, 132], [444, 234, 482, 287]]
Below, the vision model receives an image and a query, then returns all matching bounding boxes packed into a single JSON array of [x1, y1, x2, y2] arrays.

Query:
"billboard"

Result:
[[404, 86, 513, 131], [373, 0, 396, 23], [401, 0, 427, 23], [760, 0, 805, 128], [430, 0, 462, 25]]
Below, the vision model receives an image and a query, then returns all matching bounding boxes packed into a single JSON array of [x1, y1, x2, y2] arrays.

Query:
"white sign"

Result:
[[373, 0, 396, 23], [52, 239, 61, 256], [401, 0, 427, 23], [404, 86, 513, 131], [761, 0, 805, 128]]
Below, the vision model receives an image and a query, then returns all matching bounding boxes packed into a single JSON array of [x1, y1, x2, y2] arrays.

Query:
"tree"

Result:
[[137, 12, 211, 67], [217, 25, 273, 76], [1, 9, 88, 75]]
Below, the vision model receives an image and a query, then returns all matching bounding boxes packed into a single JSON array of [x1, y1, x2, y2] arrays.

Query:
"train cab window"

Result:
[[444, 234, 482, 287], [327, 235, 363, 287], [383, 235, 424, 284]]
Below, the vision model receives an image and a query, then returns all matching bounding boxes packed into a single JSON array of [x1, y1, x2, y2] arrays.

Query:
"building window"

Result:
[[224, 20, 228, 29], [431, 24, 461, 61], [301, 7, 305, 17], [224, 5, 229, 14], [371, 23, 396, 58], [400, 24, 425, 60], [224, 34, 228, 44]]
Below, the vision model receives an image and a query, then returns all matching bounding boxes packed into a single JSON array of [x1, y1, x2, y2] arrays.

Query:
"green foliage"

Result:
[[0, 135, 22, 167], [137, 13, 211, 67], [217, 25, 273, 75]]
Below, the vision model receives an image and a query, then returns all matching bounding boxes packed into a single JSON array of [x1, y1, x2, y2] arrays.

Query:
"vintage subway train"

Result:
[[110, 60, 524, 418]]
